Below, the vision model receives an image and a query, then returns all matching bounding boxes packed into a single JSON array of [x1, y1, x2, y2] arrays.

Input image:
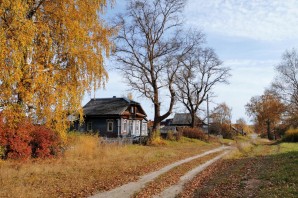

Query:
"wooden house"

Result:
[[171, 113, 208, 132], [74, 97, 148, 138]]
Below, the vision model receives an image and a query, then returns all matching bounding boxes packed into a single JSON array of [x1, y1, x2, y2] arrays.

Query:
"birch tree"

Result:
[[0, 0, 113, 139]]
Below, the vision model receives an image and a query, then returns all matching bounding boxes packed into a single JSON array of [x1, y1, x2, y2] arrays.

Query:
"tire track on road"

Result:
[[89, 146, 230, 198]]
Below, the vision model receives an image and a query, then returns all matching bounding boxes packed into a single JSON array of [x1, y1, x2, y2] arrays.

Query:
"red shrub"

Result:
[[30, 125, 62, 158], [0, 119, 33, 160], [182, 127, 208, 141], [0, 114, 62, 160]]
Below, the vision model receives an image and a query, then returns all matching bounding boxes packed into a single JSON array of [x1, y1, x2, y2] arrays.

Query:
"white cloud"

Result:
[[185, 0, 298, 41], [212, 58, 277, 123]]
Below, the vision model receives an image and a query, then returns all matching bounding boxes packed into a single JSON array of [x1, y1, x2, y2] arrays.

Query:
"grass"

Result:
[[0, 133, 219, 198], [183, 139, 298, 198], [219, 138, 234, 145]]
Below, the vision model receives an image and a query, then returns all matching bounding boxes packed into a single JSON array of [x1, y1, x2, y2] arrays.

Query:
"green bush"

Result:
[[283, 128, 298, 142]]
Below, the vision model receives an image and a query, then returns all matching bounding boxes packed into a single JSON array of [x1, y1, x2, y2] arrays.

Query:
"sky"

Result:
[[83, 0, 298, 123]]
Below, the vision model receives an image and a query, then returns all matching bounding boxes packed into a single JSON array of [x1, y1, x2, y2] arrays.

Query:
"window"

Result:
[[130, 121, 133, 133], [135, 120, 140, 134], [123, 119, 127, 132], [107, 120, 113, 132], [130, 106, 134, 113], [87, 122, 92, 132], [142, 123, 147, 135], [142, 123, 147, 131]]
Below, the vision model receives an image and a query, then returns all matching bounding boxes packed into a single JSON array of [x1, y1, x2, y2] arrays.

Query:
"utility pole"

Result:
[[207, 94, 210, 137]]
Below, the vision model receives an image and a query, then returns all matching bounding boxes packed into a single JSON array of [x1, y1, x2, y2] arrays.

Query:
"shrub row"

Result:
[[283, 128, 298, 142], [182, 127, 208, 141], [0, 118, 62, 160]]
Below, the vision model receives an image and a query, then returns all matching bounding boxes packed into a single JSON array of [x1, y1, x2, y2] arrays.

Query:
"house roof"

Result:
[[83, 97, 147, 116], [172, 113, 203, 125]]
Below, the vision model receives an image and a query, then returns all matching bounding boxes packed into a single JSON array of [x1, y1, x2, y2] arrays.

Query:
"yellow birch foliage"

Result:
[[0, 0, 113, 140]]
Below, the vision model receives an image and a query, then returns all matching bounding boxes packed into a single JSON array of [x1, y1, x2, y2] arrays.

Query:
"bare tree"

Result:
[[273, 49, 298, 106], [175, 31, 231, 127], [209, 102, 232, 137], [113, 0, 186, 133], [211, 103, 232, 125], [272, 49, 298, 127], [235, 118, 247, 135]]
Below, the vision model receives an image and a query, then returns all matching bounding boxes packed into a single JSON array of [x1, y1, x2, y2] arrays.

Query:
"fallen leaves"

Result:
[[180, 141, 298, 198], [134, 151, 223, 197], [0, 137, 219, 198]]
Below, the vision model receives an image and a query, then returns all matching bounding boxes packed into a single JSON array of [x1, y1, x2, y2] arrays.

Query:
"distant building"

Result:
[[160, 113, 208, 135], [73, 97, 148, 138], [172, 113, 207, 128]]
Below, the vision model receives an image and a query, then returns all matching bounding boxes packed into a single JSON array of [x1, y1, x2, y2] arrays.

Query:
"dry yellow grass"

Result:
[[0, 133, 220, 198]]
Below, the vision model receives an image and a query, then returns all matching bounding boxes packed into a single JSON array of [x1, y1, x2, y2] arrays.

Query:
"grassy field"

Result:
[[0, 133, 220, 198], [181, 139, 298, 198]]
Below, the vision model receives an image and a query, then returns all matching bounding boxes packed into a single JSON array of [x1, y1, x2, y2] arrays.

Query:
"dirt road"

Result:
[[90, 145, 231, 198]]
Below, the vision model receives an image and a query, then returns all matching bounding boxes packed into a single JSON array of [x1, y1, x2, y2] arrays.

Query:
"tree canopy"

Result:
[[0, 0, 113, 139], [246, 90, 286, 136]]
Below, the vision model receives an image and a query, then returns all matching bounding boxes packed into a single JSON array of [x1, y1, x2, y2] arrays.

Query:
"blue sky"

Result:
[[83, 0, 298, 123]]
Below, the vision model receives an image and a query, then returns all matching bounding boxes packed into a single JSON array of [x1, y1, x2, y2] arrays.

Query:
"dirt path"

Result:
[[90, 145, 230, 198], [153, 150, 231, 198]]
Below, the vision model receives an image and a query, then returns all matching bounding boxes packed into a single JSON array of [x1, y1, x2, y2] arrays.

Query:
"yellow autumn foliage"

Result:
[[0, 0, 114, 140]]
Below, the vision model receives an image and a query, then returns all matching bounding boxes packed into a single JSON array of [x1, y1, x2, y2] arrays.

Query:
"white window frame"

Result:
[[135, 120, 140, 134], [87, 122, 92, 132], [127, 120, 130, 132], [142, 123, 147, 131], [107, 120, 113, 132], [130, 121, 133, 133], [142, 123, 147, 135], [123, 119, 127, 132]]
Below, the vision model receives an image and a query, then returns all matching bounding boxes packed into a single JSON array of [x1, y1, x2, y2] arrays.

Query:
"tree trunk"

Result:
[[151, 97, 161, 139], [266, 119, 271, 140], [191, 111, 195, 128]]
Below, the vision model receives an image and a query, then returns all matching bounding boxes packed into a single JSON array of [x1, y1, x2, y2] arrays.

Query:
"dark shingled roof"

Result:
[[172, 113, 202, 125], [83, 97, 145, 116]]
